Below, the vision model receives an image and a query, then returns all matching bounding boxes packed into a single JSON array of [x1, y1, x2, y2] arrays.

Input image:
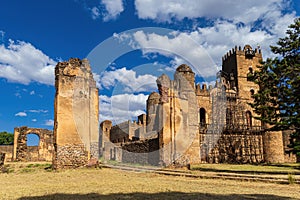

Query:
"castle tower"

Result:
[[53, 58, 99, 169], [157, 66, 200, 166], [222, 45, 261, 99], [99, 120, 112, 157], [222, 45, 285, 163], [175, 64, 195, 90]]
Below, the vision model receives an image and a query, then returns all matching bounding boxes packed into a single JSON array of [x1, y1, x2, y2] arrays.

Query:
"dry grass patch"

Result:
[[0, 163, 299, 200]]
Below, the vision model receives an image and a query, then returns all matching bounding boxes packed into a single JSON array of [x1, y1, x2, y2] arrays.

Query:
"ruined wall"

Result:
[[157, 65, 200, 166], [13, 126, 53, 162], [0, 145, 13, 162], [120, 138, 159, 165], [110, 121, 131, 143], [53, 58, 99, 169]]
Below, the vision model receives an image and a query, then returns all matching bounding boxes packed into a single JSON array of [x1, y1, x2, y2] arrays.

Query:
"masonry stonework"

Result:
[[53, 58, 99, 169]]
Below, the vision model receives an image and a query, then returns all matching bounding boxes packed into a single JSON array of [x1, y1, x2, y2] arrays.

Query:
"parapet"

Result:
[[222, 45, 262, 62], [195, 83, 213, 96]]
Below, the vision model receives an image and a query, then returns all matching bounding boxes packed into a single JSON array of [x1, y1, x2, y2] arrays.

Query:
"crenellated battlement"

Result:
[[222, 45, 262, 62], [195, 83, 214, 96]]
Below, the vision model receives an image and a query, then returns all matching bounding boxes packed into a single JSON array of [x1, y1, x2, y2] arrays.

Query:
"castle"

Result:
[[0, 45, 297, 168], [99, 45, 297, 166]]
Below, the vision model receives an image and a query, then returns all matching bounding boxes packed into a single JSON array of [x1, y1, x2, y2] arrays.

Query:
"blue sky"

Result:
[[0, 0, 299, 135]]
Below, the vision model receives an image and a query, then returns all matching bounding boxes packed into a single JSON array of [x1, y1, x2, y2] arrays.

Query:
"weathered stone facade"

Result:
[[100, 45, 297, 166], [53, 58, 99, 169], [13, 126, 53, 162]]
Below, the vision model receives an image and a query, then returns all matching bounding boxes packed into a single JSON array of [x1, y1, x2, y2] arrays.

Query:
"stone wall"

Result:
[[121, 138, 159, 165], [0, 145, 13, 162], [53, 144, 88, 169], [13, 126, 53, 162], [53, 58, 99, 169]]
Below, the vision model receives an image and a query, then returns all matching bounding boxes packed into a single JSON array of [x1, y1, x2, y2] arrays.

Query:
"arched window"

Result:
[[246, 111, 252, 129], [249, 67, 253, 74], [250, 89, 255, 97], [26, 133, 40, 146], [199, 108, 206, 126]]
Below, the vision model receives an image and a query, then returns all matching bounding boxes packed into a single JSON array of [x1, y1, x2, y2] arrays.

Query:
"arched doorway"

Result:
[[26, 133, 40, 161]]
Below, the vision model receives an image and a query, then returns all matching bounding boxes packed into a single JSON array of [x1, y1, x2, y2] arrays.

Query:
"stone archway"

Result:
[[13, 126, 53, 162]]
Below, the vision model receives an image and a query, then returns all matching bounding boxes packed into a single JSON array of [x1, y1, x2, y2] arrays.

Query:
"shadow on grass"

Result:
[[18, 192, 294, 200]]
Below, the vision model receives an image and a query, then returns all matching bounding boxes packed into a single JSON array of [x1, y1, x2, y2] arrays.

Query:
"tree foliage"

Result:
[[0, 131, 14, 145], [249, 17, 300, 156]]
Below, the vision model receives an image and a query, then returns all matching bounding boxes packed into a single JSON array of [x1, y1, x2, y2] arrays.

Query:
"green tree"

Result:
[[249, 17, 300, 156], [0, 131, 14, 145]]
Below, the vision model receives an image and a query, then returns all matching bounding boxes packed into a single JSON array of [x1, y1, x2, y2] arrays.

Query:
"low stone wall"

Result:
[[53, 144, 88, 169]]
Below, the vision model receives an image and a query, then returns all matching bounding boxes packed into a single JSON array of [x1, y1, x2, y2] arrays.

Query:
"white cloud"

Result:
[[29, 90, 35, 95], [113, 9, 296, 77], [44, 119, 54, 126], [100, 67, 157, 92], [114, 30, 219, 77], [132, 0, 297, 64], [101, 0, 124, 21], [99, 93, 148, 124], [15, 112, 27, 117], [90, 7, 100, 20], [0, 39, 56, 85], [28, 109, 48, 113], [134, 0, 289, 24], [32, 119, 37, 122]]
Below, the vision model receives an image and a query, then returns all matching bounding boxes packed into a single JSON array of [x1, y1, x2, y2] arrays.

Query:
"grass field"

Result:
[[0, 163, 299, 200]]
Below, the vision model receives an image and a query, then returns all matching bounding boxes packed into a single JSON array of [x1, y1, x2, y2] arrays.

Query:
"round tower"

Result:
[[175, 64, 195, 90], [146, 92, 160, 132]]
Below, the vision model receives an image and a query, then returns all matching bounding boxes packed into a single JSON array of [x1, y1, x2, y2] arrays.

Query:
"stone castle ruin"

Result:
[[100, 45, 297, 166], [0, 45, 297, 168]]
